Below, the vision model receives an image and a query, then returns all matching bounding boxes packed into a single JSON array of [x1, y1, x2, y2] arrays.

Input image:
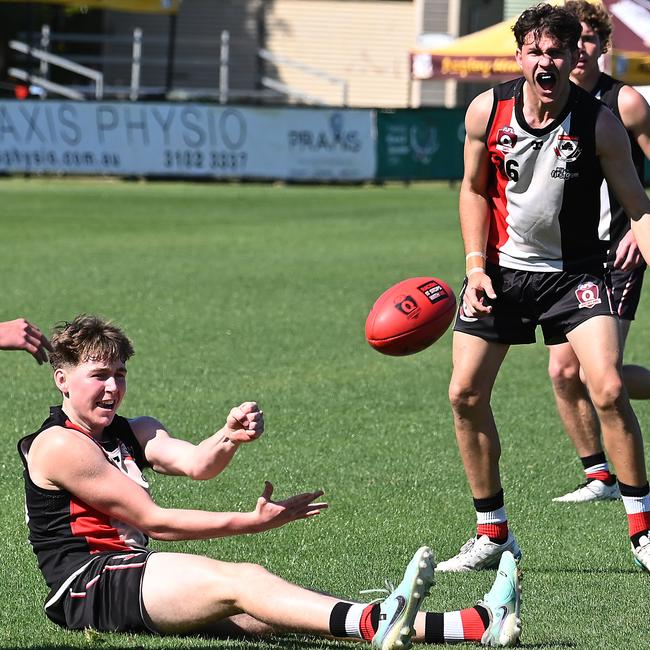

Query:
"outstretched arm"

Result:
[[28, 427, 326, 541], [131, 401, 264, 479]]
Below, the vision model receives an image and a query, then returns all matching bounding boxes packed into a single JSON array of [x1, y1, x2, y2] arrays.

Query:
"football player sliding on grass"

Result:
[[19, 314, 520, 648]]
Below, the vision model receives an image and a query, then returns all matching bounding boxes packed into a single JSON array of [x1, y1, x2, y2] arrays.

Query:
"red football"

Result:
[[365, 277, 457, 356]]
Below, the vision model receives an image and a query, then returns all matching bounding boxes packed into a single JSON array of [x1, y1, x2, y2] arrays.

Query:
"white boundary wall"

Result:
[[0, 101, 376, 181]]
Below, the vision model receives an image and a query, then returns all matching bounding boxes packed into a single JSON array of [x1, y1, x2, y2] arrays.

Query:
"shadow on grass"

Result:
[[517, 641, 578, 648], [1, 636, 343, 650], [524, 566, 639, 575]]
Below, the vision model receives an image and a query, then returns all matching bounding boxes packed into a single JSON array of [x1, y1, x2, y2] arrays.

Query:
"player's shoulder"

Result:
[[32, 424, 92, 447], [128, 415, 164, 433], [28, 425, 100, 464], [128, 415, 168, 449], [616, 84, 650, 127], [465, 89, 495, 139]]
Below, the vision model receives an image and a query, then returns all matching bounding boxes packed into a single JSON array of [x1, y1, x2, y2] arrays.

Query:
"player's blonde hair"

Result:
[[565, 0, 612, 54], [49, 314, 134, 368]]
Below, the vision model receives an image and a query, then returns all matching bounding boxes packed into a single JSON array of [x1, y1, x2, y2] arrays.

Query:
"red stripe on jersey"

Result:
[[64, 419, 92, 436], [627, 511, 650, 537], [69, 497, 130, 553], [460, 607, 487, 641], [486, 97, 516, 263]]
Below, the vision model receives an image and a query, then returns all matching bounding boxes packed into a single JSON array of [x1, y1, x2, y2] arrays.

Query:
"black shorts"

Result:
[[453, 264, 615, 345], [610, 264, 646, 321], [44, 550, 155, 632]]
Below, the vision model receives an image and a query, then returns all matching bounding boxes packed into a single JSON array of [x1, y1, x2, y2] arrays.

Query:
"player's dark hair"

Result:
[[49, 314, 134, 368], [565, 0, 612, 54], [513, 3, 582, 52]]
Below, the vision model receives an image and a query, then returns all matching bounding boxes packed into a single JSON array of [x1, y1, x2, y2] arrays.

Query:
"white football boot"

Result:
[[479, 551, 522, 647], [632, 535, 650, 572], [436, 532, 521, 573], [371, 546, 435, 650], [552, 479, 620, 503]]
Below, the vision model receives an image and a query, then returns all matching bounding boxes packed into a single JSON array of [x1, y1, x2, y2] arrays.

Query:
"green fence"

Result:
[[375, 108, 466, 181]]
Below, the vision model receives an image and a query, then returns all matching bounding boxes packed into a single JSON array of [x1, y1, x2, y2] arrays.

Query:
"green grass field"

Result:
[[1, 178, 649, 649]]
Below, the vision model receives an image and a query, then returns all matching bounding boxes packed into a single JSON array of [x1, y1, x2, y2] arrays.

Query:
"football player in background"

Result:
[[549, 0, 650, 503], [440, 3, 650, 573]]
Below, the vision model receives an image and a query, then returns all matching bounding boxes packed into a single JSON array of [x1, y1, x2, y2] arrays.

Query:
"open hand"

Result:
[[254, 481, 327, 531]]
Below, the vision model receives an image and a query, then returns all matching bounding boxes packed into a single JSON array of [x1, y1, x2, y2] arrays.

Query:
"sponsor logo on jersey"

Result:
[[418, 279, 449, 305], [496, 126, 517, 151], [394, 294, 420, 318], [575, 282, 601, 309], [554, 134, 582, 162], [532, 140, 544, 150], [551, 167, 580, 180]]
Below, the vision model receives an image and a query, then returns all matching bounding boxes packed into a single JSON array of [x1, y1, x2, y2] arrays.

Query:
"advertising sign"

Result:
[[0, 101, 375, 181]]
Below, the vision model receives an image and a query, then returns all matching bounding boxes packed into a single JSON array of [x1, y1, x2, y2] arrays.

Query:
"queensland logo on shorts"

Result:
[[554, 135, 582, 162], [394, 294, 421, 319], [417, 279, 448, 305], [575, 282, 601, 309], [496, 126, 517, 151]]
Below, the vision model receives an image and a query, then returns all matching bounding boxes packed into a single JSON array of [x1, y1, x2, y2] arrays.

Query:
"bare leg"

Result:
[[567, 316, 647, 486], [620, 320, 650, 400], [142, 553, 341, 636], [448, 332, 509, 498], [547, 341, 602, 457]]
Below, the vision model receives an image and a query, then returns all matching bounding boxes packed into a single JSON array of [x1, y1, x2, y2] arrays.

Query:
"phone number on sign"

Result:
[[163, 150, 248, 171]]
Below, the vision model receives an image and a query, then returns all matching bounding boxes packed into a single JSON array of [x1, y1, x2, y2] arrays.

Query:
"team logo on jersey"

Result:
[[554, 135, 582, 162], [394, 294, 421, 319], [496, 126, 517, 151], [575, 282, 601, 309]]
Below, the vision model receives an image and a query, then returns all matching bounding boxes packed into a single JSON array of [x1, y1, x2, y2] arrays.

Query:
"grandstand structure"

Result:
[[1, 0, 513, 108]]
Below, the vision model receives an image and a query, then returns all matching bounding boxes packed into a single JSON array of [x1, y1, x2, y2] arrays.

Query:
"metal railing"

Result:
[[258, 47, 348, 106], [9, 39, 104, 99], [8, 26, 348, 106]]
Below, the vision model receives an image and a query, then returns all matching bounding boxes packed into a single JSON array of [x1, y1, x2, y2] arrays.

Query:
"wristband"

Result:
[[465, 251, 486, 261], [466, 267, 485, 277]]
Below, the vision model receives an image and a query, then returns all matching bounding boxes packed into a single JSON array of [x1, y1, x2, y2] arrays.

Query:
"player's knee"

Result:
[[448, 380, 487, 414], [547, 356, 582, 393], [589, 374, 625, 411], [234, 562, 272, 583]]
